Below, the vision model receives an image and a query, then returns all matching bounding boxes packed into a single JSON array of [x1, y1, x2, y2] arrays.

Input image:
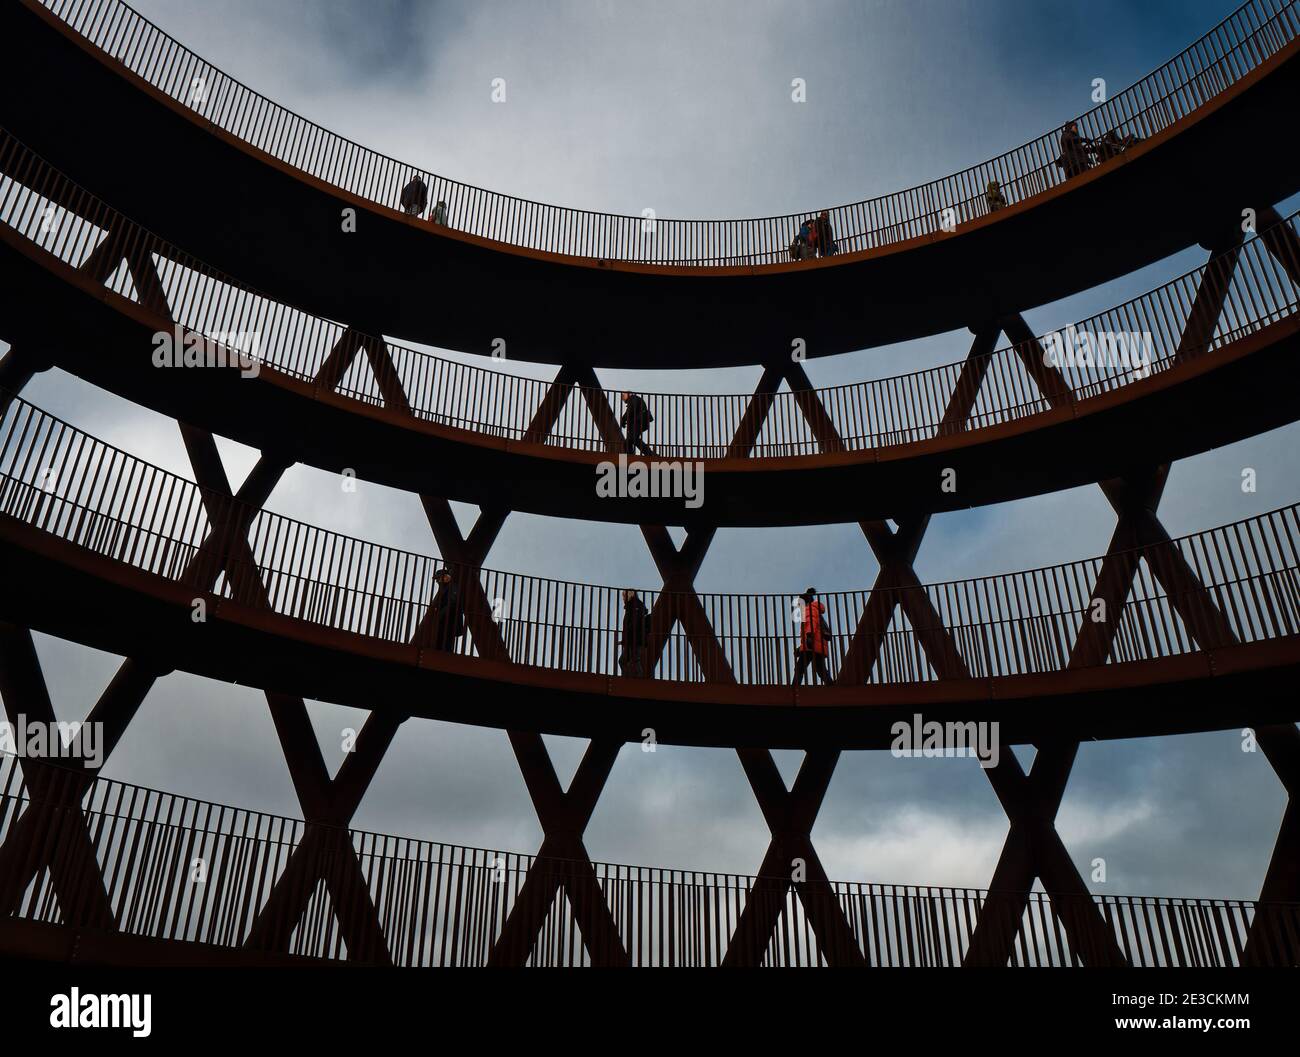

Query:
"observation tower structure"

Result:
[[0, 0, 1298, 966]]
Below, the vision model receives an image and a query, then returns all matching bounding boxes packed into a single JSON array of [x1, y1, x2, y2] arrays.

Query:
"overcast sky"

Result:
[[5, 0, 1299, 904]]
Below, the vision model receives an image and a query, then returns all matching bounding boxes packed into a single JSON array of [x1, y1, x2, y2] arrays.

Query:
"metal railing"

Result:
[[2, 754, 1293, 965], [30, 0, 1300, 266], [2, 130, 1298, 459], [2, 394, 1299, 687]]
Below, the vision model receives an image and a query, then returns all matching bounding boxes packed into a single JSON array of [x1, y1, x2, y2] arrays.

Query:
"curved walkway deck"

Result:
[[1, 0, 1297, 364], [2, 133, 1298, 525], [0, 395, 1297, 748]]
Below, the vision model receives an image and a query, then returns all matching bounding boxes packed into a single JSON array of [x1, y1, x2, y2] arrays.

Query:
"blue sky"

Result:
[[6, 0, 1298, 900]]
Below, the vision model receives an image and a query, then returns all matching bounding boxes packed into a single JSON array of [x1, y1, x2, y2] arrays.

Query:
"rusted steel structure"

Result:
[[2, 393, 1300, 731], [2, 134, 1299, 524], [2, 754, 1297, 967], [0, 396, 1298, 965], [0, 0, 1297, 967]]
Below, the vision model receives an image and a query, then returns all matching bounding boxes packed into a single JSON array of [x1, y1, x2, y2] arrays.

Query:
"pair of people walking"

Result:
[[1057, 121, 1140, 179], [619, 586, 832, 684], [791, 210, 836, 260], [435, 569, 834, 685], [400, 173, 448, 226]]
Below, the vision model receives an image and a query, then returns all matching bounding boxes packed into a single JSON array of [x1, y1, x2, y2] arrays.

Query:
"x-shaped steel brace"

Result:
[[722, 749, 865, 966], [0, 623, 159, 929], [241, 704, 402, 963], [958, 465, 1207, 966], [174, 425, 406, 964], [4, 204, 1295, 967], [958, 458, 1252, 966], [964, 743, 1127, 966], [385, 352, 867, 965], [797, 324, 1003, 685], [164, 344, 398, 963], [357, 340, 633, 966], [486, 735, 628, 966], [71, 236, 405, 960], [599, 332, 1002, 964], [789, 324, 1140, 963], [633, 524, 864, 963], [960, 216, 1300, 965], [1090, 473, 1300, 966], [0, 234, 236, 933], [413, 490, 630, 966]]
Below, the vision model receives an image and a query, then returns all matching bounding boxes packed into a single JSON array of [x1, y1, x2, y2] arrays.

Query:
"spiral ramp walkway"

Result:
[[2, 133, 1300, 526], [0, 0, 1298, 968]]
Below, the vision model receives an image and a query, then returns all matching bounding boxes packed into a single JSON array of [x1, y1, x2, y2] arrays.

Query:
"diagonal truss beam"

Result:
[[179, 423, 403, 964], [0, 235, 218, 930], [0, 347, 52, 418], [790, 325, 1007, 687], [242, 708, 402, 962], [635, 519, 865, 963], [418, 494, 510, 661], [144, 302, 398, 963], [244, 332, 582, 961], [1257, 205, 1300, 288], [622, 372, 862, 960], [637, 520, 866, 963], [596, 322, 1117, 965]]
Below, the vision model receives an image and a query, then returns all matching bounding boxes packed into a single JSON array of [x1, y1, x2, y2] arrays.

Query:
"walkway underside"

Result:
[[1, 515, 1296, 750], [2, 0, 1298, 366], [3, 230, 1299, 526]]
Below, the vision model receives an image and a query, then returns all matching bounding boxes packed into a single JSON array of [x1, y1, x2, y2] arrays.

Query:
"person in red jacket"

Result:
[[793, 587, 832, 685]]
